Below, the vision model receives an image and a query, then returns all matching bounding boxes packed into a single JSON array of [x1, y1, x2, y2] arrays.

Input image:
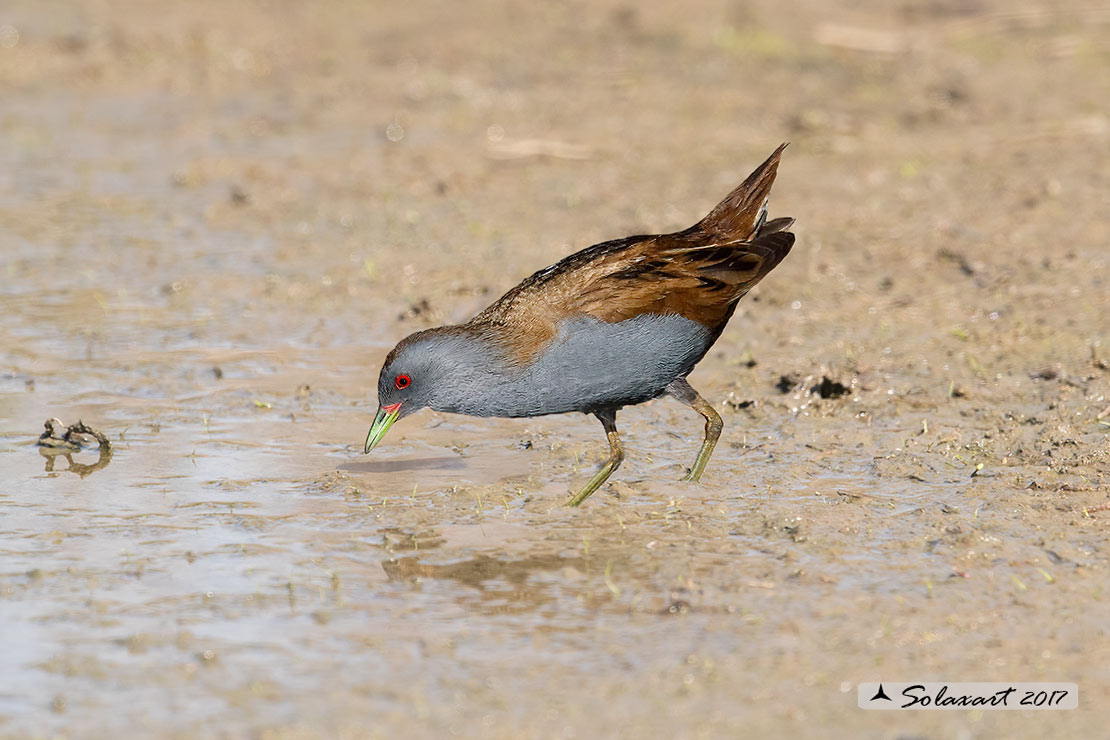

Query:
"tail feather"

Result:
[[696, 143, 788, 241], [758, 216, 795, 236]]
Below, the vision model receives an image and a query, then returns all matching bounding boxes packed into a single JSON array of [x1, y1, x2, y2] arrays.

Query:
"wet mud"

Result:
[[1, 0, 1108, 737]]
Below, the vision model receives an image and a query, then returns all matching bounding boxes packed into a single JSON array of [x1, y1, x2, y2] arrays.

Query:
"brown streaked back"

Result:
[[468, 145, 794, 365]]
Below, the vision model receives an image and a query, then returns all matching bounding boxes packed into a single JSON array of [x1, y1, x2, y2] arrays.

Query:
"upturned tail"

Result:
[[695, 143, 790, 241]]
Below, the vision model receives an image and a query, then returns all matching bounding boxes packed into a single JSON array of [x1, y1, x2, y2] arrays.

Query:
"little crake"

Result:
[[365, 145, 795, 505]]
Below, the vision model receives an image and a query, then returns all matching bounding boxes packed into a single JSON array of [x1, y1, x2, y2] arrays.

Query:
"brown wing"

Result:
[[469, 145, 794, 363], [582, 229, 794, 324]]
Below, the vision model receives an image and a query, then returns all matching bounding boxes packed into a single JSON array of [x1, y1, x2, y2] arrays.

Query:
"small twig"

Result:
[[1092, 344, 1109, 372], [837, 490, 889, 503], [68, 420, 112, 450]]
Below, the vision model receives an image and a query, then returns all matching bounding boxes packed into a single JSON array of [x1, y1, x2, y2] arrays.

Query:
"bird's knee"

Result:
[[705, 413, 723, 439]]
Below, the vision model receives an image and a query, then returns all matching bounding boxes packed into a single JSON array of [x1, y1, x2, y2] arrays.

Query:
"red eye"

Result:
[[394, 374, 411, 390]]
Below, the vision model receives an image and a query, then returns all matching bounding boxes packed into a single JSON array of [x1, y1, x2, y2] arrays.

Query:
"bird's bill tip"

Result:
[[363, 401, 402, 454]]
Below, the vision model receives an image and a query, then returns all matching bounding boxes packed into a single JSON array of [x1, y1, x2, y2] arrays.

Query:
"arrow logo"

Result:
[[870, 684, 892, 702]]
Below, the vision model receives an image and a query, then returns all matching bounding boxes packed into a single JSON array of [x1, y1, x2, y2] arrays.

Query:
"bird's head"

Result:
[[363, 327, 490, 453]]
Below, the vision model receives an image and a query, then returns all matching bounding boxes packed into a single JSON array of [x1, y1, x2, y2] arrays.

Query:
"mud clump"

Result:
[[38, 418, 112, 452], [775, 374, 800, 394], [811, 376, 850, 399], [398, 298, 434, 322], [774, 373, 853, 400], [36, 418, 113, 477]]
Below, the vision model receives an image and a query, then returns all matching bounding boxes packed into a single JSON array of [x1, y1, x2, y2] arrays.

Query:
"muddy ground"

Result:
[[1, 0, 1108, 737]]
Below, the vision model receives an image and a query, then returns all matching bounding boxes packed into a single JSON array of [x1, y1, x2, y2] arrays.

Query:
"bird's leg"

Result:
[[666, 378, 723, 482], [566, 409, 623, 507]]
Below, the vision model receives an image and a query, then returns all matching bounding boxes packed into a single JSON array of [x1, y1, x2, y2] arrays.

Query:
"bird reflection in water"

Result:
[[381, 549, 589, 615]]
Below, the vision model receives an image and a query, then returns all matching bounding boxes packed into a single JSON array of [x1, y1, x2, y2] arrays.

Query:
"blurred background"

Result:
[[1, 0, 1108, 737]]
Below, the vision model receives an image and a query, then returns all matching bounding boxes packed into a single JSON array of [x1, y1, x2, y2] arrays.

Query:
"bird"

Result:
[[364, 144, 795, 506]]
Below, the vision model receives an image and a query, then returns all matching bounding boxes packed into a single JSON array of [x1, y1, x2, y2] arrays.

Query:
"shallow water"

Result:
[[2, 0, 1109, 737]]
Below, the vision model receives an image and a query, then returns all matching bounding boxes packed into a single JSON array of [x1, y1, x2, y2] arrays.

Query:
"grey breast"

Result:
[[479, 314, 712, 417]]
